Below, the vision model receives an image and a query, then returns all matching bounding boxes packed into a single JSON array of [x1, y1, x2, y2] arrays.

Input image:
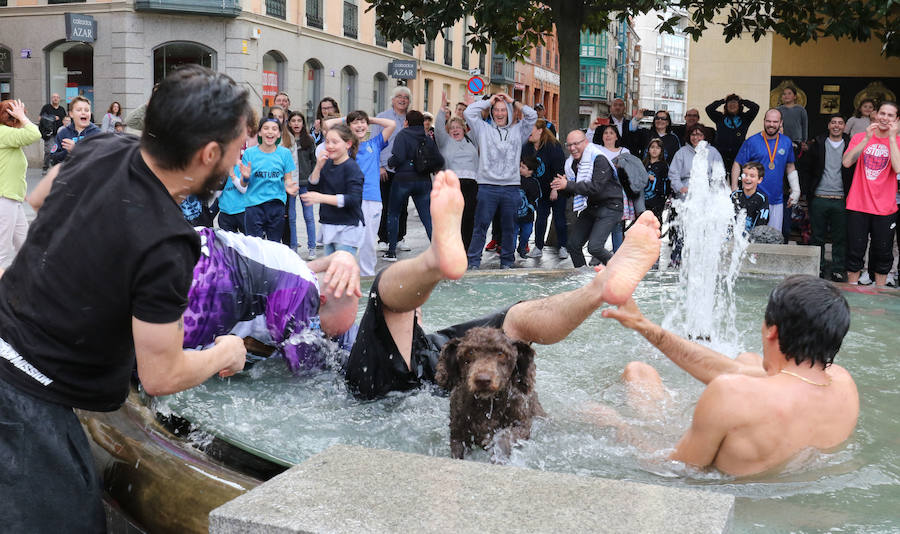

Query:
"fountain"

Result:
[[77, 145, 900, 532]]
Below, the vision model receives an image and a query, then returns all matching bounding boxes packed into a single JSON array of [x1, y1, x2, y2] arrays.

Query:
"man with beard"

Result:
[[0, 65, 250, 532], [732, 109, 800, 236]]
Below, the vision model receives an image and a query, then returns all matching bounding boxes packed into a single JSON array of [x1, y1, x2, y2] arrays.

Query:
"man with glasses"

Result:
[[672, 108, 714, 146], [550, 130, 624, 267]]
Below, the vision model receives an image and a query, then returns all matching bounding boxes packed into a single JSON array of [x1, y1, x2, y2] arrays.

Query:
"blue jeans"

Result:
[[388, 180, 432, 253], [297, 186, 316, 249], [245, 199, 285, 242], [516, 220, 534, 254], [468, 184, 519, 267], [612, 220, 625, 252], [324, 243, 358, 256], [286, 195, 298, 249], [534, 195, 567, 249]]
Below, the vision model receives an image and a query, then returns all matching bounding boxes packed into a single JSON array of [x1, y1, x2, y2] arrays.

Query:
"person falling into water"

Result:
[[587, 275, 859, 477]]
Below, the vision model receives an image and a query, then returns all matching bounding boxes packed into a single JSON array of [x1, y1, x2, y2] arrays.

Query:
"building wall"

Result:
[[771, 36, 900, 77], [687, 26, 772, 135]]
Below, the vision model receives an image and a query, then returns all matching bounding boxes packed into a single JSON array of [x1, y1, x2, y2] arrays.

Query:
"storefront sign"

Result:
[[65, 13, 97, 43], [578, 105, 594, 115], [388, 60, 417, 79], [262, 70, 278, 106]]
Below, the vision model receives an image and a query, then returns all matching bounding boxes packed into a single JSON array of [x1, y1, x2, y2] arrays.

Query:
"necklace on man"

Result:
[[780, 369, 832, 387]]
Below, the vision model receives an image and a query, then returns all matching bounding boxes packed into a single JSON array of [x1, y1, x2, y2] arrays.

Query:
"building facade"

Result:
[[513, 28, 560, 125], [0, 0, 488, 163], [577, 17, 639, 129], [633, 9, 689, 123]]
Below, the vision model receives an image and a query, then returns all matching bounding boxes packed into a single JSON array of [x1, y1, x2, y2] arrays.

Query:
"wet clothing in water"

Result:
[[183, 227, 355, 372], [344, 271, 512, 400]]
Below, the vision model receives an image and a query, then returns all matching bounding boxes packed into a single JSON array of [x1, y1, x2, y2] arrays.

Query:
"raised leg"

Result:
[[502, 211, 661, 343]]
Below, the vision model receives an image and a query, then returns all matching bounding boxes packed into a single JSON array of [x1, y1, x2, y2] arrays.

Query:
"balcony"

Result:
[[491, 56, 515, 85], [135, 0, 241, 17]]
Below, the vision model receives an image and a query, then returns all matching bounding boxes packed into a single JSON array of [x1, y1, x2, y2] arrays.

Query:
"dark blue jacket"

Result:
[[388, 125, 444, 181], [312, 158, 364, 226], [50, 122, 102, 165]]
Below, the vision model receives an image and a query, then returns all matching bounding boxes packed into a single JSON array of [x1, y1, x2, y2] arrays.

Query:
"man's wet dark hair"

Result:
[[141, 65, 250, 170], [764, 275, 850, 368], [406, 110, 425, 127]]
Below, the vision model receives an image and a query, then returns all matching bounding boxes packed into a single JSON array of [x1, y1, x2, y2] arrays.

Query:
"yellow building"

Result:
[[688, 24, 900, 136]]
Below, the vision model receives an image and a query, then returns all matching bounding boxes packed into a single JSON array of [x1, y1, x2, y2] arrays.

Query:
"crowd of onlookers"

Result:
[[1, 85, 897, 286]]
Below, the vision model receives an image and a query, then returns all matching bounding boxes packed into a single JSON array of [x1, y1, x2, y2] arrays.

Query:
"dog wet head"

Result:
[[457, 337, 517, 399]]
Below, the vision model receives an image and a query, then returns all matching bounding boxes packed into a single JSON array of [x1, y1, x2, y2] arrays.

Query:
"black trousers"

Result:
[[846, 209, 897, 274], [566, 204, 623, 268], [460, 178, 478, 252], [0, 375, 105, 532], [378, 171, 407, 244]]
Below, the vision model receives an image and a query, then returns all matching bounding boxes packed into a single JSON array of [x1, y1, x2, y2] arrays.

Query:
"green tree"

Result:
[[367, 0, 899, 133]]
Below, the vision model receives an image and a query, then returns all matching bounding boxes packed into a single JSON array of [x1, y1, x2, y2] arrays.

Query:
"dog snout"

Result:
[[473, 372, 493, 389]]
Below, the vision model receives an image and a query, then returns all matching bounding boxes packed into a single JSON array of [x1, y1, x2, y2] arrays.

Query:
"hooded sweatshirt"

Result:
[[668, 141, 725, 197], [50, 121, 102, 165], [434, 110, 479, 180], [464, 99, 536, 186]]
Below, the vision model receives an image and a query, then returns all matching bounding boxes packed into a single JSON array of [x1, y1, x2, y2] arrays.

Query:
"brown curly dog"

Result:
[[435, 327, 545, 461]]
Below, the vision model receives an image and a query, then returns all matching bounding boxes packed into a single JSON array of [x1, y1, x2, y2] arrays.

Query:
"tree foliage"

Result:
[[367, 0, 900, 59]]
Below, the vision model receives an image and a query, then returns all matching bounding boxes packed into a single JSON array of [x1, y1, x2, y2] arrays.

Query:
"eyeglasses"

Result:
[[564, 138, 587, 148]]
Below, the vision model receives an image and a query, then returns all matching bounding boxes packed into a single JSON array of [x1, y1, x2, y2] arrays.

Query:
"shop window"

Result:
[[46, 41, 94, 109], [341, 66, 357, 111], [0, 46, 11, 100], [153, 41, 214, 85], [262, 50, 286, 107], [304, 58, 323, 127], [373, 73, 387, 115]]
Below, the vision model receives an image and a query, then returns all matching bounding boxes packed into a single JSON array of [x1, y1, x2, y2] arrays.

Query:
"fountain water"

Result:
[[663, 141, 748, 349]]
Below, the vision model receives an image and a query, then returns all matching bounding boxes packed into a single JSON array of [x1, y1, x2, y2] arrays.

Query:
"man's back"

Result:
[[701, 363, 858, 476]]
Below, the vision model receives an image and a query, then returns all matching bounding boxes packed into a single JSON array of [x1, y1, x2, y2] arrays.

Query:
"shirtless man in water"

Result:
[[344, 170, 663, 399], [591, 275, 859, 476]]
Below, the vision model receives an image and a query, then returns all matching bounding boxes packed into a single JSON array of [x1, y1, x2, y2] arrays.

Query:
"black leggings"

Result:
[[846, 209, 897, 274]]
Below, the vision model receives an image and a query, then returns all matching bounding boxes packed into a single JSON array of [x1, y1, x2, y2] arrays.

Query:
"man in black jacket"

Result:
[[804, 114, 855, 281], [383, 110, 445, 260], [38, 93, 66, 172]]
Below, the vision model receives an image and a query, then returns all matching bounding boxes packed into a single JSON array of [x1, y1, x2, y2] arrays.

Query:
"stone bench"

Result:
[[210, 444, 734, 534]]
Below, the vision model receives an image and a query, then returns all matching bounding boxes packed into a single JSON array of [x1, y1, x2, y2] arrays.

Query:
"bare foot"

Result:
[[425, 170, 467, 280], [592, 211, 661, 306]]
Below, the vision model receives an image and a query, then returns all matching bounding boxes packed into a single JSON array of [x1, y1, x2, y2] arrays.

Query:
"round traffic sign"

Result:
[[467, 76, 485, 94]]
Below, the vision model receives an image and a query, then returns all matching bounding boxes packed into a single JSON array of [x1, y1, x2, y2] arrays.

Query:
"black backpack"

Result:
[[39, 116, 56, 140], [414, 138, 437, 174]]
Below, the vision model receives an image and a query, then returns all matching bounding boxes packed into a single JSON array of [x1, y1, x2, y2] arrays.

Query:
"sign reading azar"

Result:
[[388, 60, 417, 79], [65, 13, 97, 43]]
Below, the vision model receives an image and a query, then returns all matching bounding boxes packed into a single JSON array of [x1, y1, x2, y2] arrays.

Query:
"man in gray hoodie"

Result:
[[464, 93, 537, 268]]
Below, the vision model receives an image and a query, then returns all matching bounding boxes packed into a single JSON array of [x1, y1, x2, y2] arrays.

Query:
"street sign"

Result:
[[388, 60, 417, 79], [467, 76, 485, 95]]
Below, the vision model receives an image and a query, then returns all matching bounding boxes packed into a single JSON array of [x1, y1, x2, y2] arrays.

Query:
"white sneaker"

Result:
[[886, 272, 898, 288], [526, 247, 543, 258], [377, 241, 388, 252], [558, 247, 569, 260], [307, 250, 316, 260], [397, 239, 411, 251], [858, 272, 873, 285]]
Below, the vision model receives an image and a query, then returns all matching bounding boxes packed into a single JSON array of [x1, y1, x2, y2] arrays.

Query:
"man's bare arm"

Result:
[[26, 164, 61, 212], [730, 160, 742, 190], [669, 379, 733, 467], [602, 299, 766, 385], [133, 316, 246, 396]]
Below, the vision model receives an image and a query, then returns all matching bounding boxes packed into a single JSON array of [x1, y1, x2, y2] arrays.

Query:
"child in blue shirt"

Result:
[[240, 117, 297, 241], [301, 124, 364, 255]]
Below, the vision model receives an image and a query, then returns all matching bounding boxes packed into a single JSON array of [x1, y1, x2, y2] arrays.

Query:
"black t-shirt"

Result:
[[0, 135, 200, 411], [39, 104, 67, 139]]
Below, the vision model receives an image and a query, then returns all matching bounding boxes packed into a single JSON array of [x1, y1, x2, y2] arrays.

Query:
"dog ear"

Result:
[[435, 338, 462, 390], [512, 340, 536, 394]]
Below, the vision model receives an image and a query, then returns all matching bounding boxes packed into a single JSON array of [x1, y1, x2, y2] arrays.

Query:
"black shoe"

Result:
[[383, 251, 397, 262], [829, 272, 848, 283]]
